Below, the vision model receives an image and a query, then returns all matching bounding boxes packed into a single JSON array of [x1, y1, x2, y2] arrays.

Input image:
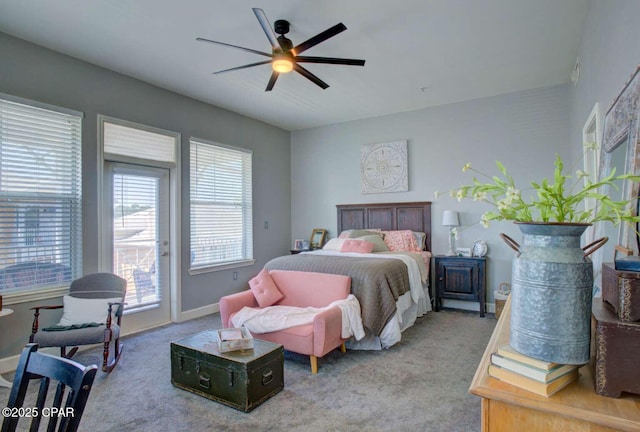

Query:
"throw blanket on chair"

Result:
[[231, 294, 366, 341]]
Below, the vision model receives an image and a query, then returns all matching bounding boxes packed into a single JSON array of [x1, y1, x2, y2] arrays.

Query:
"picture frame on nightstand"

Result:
[[310, 229, 327, 249], [456, 247, 472, 257]]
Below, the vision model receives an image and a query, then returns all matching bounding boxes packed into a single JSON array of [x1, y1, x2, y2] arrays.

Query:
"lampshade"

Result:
[[442, 210, 460, 227], [272, 56, 293, 73]]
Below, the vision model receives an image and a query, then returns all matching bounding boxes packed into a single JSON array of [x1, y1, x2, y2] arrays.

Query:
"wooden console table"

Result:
[[469, 299, 640, 432]]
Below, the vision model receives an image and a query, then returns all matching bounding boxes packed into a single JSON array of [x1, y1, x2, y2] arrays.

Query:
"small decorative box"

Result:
[[215, 327, 254, 353], [602, 263, 640, 322]]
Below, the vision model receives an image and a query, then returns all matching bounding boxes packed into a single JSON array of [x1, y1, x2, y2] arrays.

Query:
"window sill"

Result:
[[188, 259, 256, 276], [2, 285, 70, 305]]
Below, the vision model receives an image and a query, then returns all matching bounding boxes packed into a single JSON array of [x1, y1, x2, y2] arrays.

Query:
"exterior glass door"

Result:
[[105, 163, 170, 328]]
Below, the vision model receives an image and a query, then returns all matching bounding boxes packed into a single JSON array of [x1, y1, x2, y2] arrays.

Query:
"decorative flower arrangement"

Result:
[[441, 147, 640, 228]]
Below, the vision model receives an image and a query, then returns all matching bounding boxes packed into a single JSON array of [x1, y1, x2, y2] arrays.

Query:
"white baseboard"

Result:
[[177, 302, 219, 322], [0, 302, 222, 375]]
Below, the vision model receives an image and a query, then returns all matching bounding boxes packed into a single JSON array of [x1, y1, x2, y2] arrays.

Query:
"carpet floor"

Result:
[[2, 309, 496, 432]]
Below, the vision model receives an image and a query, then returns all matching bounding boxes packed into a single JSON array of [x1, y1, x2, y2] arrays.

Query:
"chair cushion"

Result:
[[249, 269, 283, 308], [33, 324, 121, 347], [58, 295, 123, 326]]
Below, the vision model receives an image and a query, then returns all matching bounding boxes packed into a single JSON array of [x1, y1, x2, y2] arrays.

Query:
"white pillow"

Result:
[[58, 295, 123, 326], [322, 238, 346, 251]]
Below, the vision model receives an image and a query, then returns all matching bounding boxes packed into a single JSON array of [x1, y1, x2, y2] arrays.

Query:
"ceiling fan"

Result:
[[196, 8, 366, 91]]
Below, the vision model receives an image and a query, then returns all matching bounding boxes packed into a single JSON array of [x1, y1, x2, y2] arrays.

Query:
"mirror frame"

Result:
[[598, 65, 640, 256]]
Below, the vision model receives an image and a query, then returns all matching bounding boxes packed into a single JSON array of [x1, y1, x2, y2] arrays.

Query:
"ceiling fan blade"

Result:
[[265, 72, 279, 91], [196, 37, 272, 58], [295, 56, 365, 66], [292, 23, 347, 55], [293, 64, 329, 89], [252, 8, 280, 50], [213, 60, 272, 75]]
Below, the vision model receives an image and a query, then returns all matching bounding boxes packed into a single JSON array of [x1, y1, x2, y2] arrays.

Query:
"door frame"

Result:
[[97, 115, 182, 326]]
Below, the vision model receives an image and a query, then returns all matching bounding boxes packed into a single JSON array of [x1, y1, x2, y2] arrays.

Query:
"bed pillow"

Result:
[[348, 229, 383, 239], [358, 234, 390, 252], [382, 230, 421, 252], [58, 295, 123, 326], [338, 229, 383, 239], [413, 231, 427, 250], [323, 238, 347, 251], [340, 239, 375, 253], [249, 269, 283, 308], [338, 230, 352, 239]]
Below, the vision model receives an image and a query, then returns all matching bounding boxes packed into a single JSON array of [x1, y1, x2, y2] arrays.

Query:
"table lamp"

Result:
[[442, 210, 460, 256]]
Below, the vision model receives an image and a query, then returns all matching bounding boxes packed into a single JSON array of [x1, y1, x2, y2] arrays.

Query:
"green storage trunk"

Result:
[[171, 330, 284, 412]]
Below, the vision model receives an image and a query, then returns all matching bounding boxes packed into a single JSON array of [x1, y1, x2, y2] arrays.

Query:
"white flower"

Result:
[[497, 200, 510, 211], [506, 187, 520, 200], [480, 213, 490, 228], [434, 190, 442, 199], [473, 191, 487, 201], [462, 163, 472, 172], [456, 190, 465, 202]]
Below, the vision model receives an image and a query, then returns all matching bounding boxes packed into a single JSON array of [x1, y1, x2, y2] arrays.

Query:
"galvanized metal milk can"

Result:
[[501, 222, 607, 365]]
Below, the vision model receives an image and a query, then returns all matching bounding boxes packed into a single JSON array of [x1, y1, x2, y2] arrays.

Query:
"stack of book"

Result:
[[488, 344, 580, 397]]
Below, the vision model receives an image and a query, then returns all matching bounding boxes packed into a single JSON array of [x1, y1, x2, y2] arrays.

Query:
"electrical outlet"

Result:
[[233, 272, 238, 280]]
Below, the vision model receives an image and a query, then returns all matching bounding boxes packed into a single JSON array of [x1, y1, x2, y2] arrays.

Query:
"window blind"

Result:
[[104, 121, 176, 164], [190, 139, 253, 268], [0, 97, 82, 294]]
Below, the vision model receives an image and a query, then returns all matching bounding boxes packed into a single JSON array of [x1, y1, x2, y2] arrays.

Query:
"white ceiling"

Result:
[[0, 0, 588, 131]]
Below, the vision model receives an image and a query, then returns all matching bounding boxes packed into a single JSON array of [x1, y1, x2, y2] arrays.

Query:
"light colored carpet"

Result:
[[2, 309, 496, 432]]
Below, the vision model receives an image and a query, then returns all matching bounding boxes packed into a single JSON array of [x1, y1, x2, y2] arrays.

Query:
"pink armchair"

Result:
[[220, 270, 351, 374]]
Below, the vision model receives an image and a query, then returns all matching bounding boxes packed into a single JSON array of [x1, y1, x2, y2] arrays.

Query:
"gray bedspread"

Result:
[[264, 254, 410, 336]]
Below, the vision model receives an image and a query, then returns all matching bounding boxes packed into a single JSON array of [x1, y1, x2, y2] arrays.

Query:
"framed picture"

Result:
[[309, 228, 327, 249], [456, 247, 472, 257], [294, 239, 305, 250]]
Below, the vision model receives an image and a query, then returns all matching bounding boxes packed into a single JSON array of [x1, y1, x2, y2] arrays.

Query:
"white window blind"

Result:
[[104, 121, 176, 164], [190, 139, 252, 268], [0, 96, 82, 295]]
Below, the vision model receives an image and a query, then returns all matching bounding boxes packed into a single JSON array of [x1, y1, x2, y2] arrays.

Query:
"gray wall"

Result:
[[290, 0, 640, 311], [0, 32, 291, 357], [569, 0, 640, 272], [291, 84, 571, 308]]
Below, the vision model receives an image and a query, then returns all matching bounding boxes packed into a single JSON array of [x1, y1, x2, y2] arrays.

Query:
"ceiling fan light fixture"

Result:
[[272, 56, 293, 73]]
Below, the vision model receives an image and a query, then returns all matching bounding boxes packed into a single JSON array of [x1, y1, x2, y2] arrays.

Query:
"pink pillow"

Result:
[[340, 239, 375, 253], [249, 269, 283, 307], [382, 230, 421, 252]]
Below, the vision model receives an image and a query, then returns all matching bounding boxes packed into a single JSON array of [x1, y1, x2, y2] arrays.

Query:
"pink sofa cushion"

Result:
[[340, 239, 375, 253], [269, 270, 350, 308], [249, 269, 283, 307]]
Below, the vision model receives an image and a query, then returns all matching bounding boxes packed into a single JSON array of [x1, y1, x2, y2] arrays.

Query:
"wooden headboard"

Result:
[[336, 202, 432, 251]]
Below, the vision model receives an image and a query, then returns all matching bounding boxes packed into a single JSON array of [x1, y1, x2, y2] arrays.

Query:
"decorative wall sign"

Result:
[[360, 140, 408, 194]]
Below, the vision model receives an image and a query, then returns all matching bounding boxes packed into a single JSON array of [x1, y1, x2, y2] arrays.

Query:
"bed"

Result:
[[264, 201, 432, 350]]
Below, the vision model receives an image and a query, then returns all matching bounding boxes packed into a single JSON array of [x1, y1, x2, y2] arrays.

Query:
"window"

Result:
[[0, 94, 82, 296], [103, 120, 176, 164], [190, 138, 253, 270]]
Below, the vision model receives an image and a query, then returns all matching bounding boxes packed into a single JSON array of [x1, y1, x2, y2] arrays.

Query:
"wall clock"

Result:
[[472, 240, 488, 257], [360, 140, 408, 194]]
